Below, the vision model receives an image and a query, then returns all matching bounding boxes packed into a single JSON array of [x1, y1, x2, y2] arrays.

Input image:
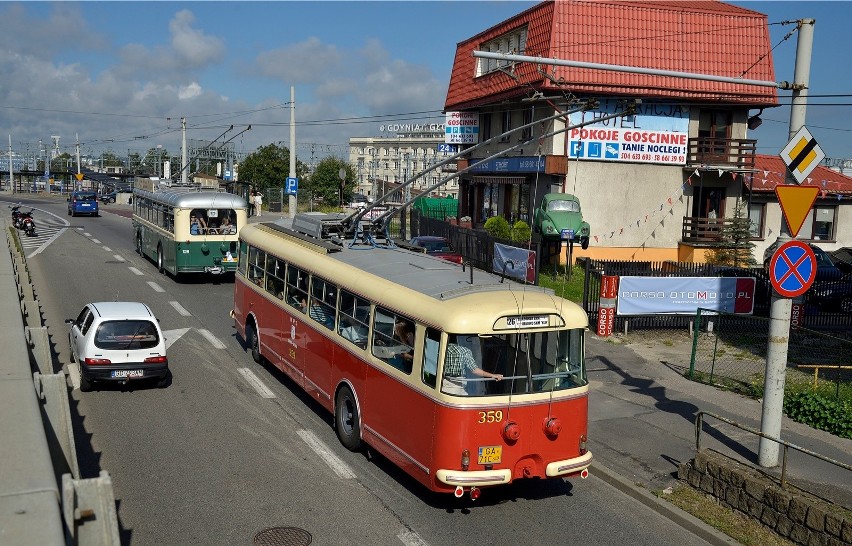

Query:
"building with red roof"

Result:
[[441, 0, 851, 263]]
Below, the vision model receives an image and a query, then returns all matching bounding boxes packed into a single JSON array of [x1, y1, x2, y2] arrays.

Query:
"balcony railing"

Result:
[[682, 216, 736, 243], [686, 138, 756, 169]]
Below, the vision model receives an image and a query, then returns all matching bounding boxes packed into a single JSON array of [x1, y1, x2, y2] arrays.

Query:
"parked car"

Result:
[[100, 191, 118, 204], [67, 190, 99, 217], [762, 240, 842, 281], [66, 302, 170, 391], [829, 247, 852, 276], [809, 274, 852, 314], [409, 236, 463, 264], [533, 193, 590, 249]]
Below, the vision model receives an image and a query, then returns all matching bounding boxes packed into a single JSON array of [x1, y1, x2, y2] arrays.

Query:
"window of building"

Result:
[[476, 26, 527, 77], [481, 113, 492, 141], [521, 106, 534, 140], [500, 110, 512, 142], [799, 206, 837, 241], [747, 202, 765, 239]]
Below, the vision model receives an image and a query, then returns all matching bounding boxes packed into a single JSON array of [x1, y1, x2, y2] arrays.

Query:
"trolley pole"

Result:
[[758, 18, 814, 468]]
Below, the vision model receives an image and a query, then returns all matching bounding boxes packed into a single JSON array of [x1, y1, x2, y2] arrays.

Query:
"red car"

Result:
[[409, 236, 463, 264]]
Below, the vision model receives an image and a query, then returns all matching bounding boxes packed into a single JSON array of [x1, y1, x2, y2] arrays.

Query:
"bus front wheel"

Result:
[[247, 324, 262, 364], [335, 386, 361, 451]]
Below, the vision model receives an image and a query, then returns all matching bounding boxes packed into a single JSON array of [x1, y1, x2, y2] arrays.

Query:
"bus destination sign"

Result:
[[505, 315, 549, 328]]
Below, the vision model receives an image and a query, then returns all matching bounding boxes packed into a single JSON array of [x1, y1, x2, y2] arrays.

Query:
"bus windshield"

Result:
[[441, 329, 585, 397]]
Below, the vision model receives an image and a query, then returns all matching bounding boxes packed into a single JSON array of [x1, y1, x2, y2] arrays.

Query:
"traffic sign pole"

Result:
[[759, 18, 814, 469]]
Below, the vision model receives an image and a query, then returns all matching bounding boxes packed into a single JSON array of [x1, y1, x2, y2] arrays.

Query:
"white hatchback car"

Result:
[[66, 302, 169, 391]]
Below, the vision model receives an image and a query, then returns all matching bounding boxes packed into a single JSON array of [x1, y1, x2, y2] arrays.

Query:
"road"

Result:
[[10, 195, 718, 546]]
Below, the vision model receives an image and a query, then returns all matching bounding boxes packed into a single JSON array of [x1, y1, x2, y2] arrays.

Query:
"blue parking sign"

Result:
[[285, 177, 299, 195]]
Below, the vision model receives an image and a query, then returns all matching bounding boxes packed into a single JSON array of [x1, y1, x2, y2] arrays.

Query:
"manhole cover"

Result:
[[253, 527, 312, 546]]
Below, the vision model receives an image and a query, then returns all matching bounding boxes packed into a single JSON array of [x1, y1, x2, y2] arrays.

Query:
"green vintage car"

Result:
[[533, 193, 590, 249]]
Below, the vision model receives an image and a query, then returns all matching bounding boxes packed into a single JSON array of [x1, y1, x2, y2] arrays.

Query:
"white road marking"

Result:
[[198, 328, 227, 349], [297, 429, 357, 479], [83, 232, 91, 236], [68, 363, 81, 390], [102, 246, 111, 252], [113, 254, 125, 262], [91, 238, 100, 244], [169, 301, 192, 317], [237, 367, 276, 399], [129, 267, 144, 276], [147, 281, 165, 293], [398, 530, 429, 546], [77, 227, 84, 231], [162, 328, 190, 351]]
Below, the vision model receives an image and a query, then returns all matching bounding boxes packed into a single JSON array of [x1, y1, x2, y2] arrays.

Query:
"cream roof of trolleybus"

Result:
[[133, 188, 248, 210], [241, 222, 589, 332]]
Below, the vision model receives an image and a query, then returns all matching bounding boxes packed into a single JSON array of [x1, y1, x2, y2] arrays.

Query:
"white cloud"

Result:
[[253, 37, 343, 84], [179, 82, 203, 100], [169, 10, 226, 68]]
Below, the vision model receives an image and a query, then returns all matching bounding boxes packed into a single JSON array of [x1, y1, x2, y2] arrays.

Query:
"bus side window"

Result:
[[422, 328, 440, 388], [286, 265, 308, 313], [238, 241, 248, 276], [309, 276, 336, 330], [338, 290, 369, 348], [247, 246, 266, 287], [371, 307, 413, 374]]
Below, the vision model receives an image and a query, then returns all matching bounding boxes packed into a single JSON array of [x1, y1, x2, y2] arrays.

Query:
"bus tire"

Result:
[[157, 245, 164, 274], [335, 385, 361, 451], [247, 324, 262, 364]]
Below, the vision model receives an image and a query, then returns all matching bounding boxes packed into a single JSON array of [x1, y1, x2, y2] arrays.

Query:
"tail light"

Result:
[[470, 487, 481, 501], [84, 357, 111, 365], [579, 434, 588, 455], [454, 486, 464, 498], [461, 449, 470, 471], [144, 356, 168, 364]]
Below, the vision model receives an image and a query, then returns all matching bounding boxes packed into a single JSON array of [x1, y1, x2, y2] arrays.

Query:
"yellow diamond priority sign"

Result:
[[75, 173, 84, 181], [779, 126, 824, 185]]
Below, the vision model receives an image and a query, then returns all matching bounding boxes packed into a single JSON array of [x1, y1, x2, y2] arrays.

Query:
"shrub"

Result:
[[511, 220, 531, 243], [783, 391, 852, 439], [484, 216, 511, 239]]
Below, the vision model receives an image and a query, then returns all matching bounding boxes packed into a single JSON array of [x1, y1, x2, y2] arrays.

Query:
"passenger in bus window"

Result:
[[190, 214, 202, 235], [219, 215, 236, 234], [393, 319, 415, 367], [442, 339, 503, 396]]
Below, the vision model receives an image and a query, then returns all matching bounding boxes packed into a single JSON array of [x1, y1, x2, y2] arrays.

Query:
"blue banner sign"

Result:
[[469, 156, 546, 173], [616, 276, 755, 315]]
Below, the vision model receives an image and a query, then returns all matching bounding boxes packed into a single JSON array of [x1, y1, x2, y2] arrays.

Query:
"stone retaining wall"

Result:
[[678, 450, 851, 546]]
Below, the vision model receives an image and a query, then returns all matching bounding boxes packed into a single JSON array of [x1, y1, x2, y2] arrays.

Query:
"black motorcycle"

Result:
[[10, 204, 23, 228]]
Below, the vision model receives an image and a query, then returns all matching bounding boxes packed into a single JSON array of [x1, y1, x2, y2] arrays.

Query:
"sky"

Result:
[[1, 1, 851, 168]]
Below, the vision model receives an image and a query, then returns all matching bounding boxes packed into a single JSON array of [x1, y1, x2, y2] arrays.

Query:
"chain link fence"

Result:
[[688, 308, 852, 398]]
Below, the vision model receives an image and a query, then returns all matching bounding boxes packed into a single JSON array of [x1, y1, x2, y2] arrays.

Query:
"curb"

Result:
[[590, 460, 739, 546]]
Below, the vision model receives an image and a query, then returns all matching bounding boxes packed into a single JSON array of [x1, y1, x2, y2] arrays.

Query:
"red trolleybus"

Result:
[[232, 217, 591, 498]]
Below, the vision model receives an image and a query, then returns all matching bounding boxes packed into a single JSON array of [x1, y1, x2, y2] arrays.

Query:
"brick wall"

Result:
[[678, 450, 851, 546]]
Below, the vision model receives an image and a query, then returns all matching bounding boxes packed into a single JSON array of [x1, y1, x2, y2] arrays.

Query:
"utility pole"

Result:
[[758, 18, 815, 468], [181, 117, 188, 186], [8, 135, 13, 194], [288, 86, 297, 218]]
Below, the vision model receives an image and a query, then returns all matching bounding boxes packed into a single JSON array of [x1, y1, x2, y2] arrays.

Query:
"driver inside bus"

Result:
[[442, 339, 503, 396]]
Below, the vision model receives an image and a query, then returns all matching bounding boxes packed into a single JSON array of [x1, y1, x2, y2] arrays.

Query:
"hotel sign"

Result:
[[445, 112, 479, 144]]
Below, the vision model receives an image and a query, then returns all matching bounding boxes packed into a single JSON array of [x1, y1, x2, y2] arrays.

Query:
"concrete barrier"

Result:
[[1, 221, 119, 545]]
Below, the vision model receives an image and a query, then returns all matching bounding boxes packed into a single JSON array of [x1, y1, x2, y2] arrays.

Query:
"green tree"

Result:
[[238, 142, 307, 191], [308, 157, 356, 205], [706, 201, 757, 266]]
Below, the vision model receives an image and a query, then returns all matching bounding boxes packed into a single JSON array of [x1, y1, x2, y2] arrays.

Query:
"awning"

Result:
[[472, 175, 527, 185]]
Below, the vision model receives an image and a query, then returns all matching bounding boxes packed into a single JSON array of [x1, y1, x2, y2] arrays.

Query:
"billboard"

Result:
[[568, 99, 689, 165], [616, 276, 755, 315], [445, 112, 479, 144], [493, 243, 536, 283]]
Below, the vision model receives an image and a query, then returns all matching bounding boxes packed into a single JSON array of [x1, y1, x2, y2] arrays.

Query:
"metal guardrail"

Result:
[[694, 410, 852, 489]]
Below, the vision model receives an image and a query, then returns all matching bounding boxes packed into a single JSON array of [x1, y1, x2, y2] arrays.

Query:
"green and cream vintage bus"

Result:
[[132, 188, 248, 276]]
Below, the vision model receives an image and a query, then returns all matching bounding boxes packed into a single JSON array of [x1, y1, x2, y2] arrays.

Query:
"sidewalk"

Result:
[[586, 332, 852, 509]]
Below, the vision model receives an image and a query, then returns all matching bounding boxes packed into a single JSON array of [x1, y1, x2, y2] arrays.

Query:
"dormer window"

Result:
[[476, 26, 527, 77]]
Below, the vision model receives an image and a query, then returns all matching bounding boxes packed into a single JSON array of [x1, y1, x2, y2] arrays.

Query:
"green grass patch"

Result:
[[537, 266, 585, 303]]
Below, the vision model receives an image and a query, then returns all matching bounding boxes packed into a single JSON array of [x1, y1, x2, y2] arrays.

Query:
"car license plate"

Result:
[[112, 370, 143, 378], [478, 446, 502, 464]]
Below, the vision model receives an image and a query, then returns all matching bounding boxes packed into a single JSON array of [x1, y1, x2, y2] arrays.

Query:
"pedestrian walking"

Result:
[[253, 191, 263, 217]]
